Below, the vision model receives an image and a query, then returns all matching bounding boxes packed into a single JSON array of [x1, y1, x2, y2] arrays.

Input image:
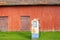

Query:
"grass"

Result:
[[0, 31, 60, 40], [0, 31, 30, 40], [39, 31, 60, 40]]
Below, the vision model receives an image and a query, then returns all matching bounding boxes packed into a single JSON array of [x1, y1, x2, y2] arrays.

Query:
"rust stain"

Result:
[[32, 28, 35, 33], [39, 0, 48, 4], [0, 2, 6, 5]]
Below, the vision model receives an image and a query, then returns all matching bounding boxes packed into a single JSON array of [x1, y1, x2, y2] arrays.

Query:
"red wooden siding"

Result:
[[0, 6, 60, 31]]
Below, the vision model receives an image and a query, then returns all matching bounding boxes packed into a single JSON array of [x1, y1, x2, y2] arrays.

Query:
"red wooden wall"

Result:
[[0, 6, 60, 31]]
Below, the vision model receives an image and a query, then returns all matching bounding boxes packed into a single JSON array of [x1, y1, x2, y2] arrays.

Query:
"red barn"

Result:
[[0, 0, 60, 31]]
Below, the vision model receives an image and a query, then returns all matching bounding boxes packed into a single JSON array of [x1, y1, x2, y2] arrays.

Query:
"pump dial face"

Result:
[[33, 21, 37, 27]]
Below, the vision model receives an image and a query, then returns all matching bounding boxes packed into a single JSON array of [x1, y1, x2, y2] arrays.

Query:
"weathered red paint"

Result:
[[0, 6, 60, 31]]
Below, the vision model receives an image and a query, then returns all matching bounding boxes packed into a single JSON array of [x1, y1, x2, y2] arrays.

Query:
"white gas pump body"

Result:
[[31, 19, 39, 38]]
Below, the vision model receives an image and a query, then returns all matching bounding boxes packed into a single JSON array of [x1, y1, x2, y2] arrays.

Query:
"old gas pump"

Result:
[[31, 19, 39, 40]]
